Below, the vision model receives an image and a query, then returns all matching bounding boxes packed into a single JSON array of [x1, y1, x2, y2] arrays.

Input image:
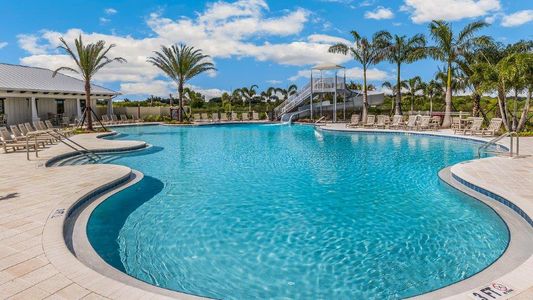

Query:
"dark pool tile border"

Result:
[[452, 173, 533, 228], [318, 127, 510, 151]]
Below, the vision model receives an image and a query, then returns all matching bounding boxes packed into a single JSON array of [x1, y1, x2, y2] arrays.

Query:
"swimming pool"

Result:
[[86, 124, 508, 299]]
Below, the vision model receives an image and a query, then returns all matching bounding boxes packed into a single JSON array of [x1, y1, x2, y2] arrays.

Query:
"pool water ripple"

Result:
[[87, 124, 508, 299]]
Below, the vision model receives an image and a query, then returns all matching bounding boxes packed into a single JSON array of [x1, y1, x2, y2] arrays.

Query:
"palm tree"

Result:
[[427, 20, 488, 127], [405, 76, 424, 113], [147, 44, 215, 122], [238, 85, 259, 111], [329, 30, 390, 121], [275, 84, 298, 100], [424, 79, 443, 115], [53, 35, 126, 130], [261, 87, 277, 102], [383, 33, 426, 115]]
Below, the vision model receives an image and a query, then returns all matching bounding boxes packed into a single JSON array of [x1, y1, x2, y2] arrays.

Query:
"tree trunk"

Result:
[[517, 86, 531, 132], [472, 92, 481, 117], [395, 63, 402, 115], [410, 96, 414, 114], [442, 63, 453, 128], [497, 82, 511, 131], [85, 81, 93, 131], [178, 82, 184, 122], [362, 66, 369, 122]]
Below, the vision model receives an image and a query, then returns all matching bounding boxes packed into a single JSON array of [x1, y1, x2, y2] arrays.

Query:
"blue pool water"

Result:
[[86, 124, 508, 299]]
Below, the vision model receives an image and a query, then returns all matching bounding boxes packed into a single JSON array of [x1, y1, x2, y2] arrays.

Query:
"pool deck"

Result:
[[0, 124, 532, 299]]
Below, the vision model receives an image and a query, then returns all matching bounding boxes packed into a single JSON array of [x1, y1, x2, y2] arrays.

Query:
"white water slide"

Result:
[[274, 77, 384, 121]]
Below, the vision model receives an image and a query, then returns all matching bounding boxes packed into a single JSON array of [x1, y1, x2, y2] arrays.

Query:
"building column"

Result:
[[107, 99, 113, 115], [76, 98, 82, 118], [31, 97, 40, 122]]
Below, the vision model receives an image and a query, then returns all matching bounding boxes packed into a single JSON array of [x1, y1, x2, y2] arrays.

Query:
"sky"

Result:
[[0, 0, 532, 100]]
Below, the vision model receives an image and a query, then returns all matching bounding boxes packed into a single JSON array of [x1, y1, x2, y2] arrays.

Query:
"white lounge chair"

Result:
[[388, 115, 403, 129], [456, 117, 483, 135], [417, 116, 432, 131], [212, 113, 220, 122], [478, 118, 503, 136], [346, 114, 360, 128], [363, 115, 376, 128], [1, 127, 40, 153], [405, 115, 418, 131], [221, 113, 229, 122], [242, 112, 249, 121], [252, 112, 259, 121], [231, 112, 238, 121], [8, 125, 46, 147], [374, 115, 388, 129]]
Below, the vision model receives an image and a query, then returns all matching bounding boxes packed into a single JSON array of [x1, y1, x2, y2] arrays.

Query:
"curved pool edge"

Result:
[[321, 125, 533, 299], [49, 125, 533, 299]]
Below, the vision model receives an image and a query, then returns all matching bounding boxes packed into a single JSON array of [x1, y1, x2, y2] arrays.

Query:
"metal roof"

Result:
[[312, 63, 345, 70], [0, 63, 118, 95]]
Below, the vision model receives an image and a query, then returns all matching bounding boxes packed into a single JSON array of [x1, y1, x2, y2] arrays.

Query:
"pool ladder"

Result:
[[48, 130, 102, 163], [477, 131, 519, 158]]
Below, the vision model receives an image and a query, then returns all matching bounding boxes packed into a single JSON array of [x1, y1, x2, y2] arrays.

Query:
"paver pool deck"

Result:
[[0, 124, 532, 299]]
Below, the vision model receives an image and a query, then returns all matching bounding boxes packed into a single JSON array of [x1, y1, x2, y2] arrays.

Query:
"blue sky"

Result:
[[0, 0, 531, 100]]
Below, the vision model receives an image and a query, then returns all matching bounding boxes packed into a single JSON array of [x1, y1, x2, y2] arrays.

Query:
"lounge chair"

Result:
[[417, 116, 432, 131], [120, 114, 129, 123], [0, 127, 40, 153], [111, 115, 120, 124], [430, 116, 441, 130], [8, 125, 46, 147], [101, 115, 111, 125], [193, 113, 201, 121], [221, 113, 229, 122], [252, 112, 259, 121], [451, 117, 461, 131], [18, 124, 55, 144], [212, 113, 220, 122], [242, 112, 249, 121], [374, 115, 388, 129], [405, 115, 419, 131], [346, 114, 360, 128], [478, 118, 503, 136], [231, 112, 238, 121], [388, 115, 404, 129], [363, 115, 376, 128], [456, 117, 483, 135], [44, 120, 73, 137], [201, 113, 210, 122]]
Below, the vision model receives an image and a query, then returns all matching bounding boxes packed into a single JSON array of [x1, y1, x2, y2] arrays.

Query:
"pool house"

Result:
[[0, 63, 118, 126]]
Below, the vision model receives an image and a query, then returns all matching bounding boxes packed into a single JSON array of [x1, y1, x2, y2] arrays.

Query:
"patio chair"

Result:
[[363, 115, 376, 128], [221, 113, 229, 122], [120, 114, 129, 123], [346, 114, 360, 128], [478, 118, 503, 137], [201, 113, 210, 122], [457, 117, 483, 135], [231, 112, 238, 121], [212, 113, 220, 122], [252, 112, 259, 121], [101, 115, 111, 125], [242, 112, 249, 121], [417, 116, 432, 131], [430, 116, 441, 130], [0, 127, 39, 153], [45, 120, 73, 137], [111, 115, 120, 124], [9, 125, 46, 147], [388, 115, 404, 129], [193, 113, 201, 121], [374, 115, 388, 129], [405, 115, 419, 131], [18, 124, 55, 144]]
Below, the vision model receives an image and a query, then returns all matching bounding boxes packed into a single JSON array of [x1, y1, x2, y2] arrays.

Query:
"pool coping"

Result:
[[44, 124, 532, 299]]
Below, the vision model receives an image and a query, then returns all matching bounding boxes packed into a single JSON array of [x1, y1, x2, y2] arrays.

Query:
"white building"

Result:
[[0, 63, 118, 125]]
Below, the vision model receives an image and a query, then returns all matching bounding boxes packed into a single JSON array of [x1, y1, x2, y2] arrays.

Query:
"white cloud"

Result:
[[501, 10, 533, 27], [307, 34, 350, 45], [289, 67, 390, 82], [266, 80, 282, 84], [17, 0, 351, 99], [364, 7, 394, 20], [99, 17, 110, 25], [0, 42, 7, 49], [402, 0, 500, 23], [105, 8, 118, 15]]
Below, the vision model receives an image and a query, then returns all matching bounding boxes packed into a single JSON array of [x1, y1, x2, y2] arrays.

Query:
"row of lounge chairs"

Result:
[[346, 114, 440, 131], [100, 114, 142, 125], [193, 112, 264, 122], [452, 117, 503, 136], [1, 120, 73, 154]]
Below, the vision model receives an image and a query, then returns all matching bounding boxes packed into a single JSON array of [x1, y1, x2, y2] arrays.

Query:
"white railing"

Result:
[[274, 77, 345, 119]]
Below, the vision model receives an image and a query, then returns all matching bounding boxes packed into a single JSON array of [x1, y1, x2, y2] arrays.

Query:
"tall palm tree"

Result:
[[329, 30, 390, 121], [427, 20, 488, 127], [147, 44, 215, 122], [238, 85, 259, 111], [275, 84, 298, 100], [383, 33, 426, 115], [405, 76, 424, 113], [53, 35, 126, 130]]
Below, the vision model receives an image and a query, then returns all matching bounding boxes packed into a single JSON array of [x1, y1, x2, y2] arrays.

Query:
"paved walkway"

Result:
[[0, 133, 175, 299]]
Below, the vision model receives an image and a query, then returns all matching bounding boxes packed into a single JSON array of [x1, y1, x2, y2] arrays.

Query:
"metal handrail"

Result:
[[47, 130, 101, 163], [477, 131, 519, 158]]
